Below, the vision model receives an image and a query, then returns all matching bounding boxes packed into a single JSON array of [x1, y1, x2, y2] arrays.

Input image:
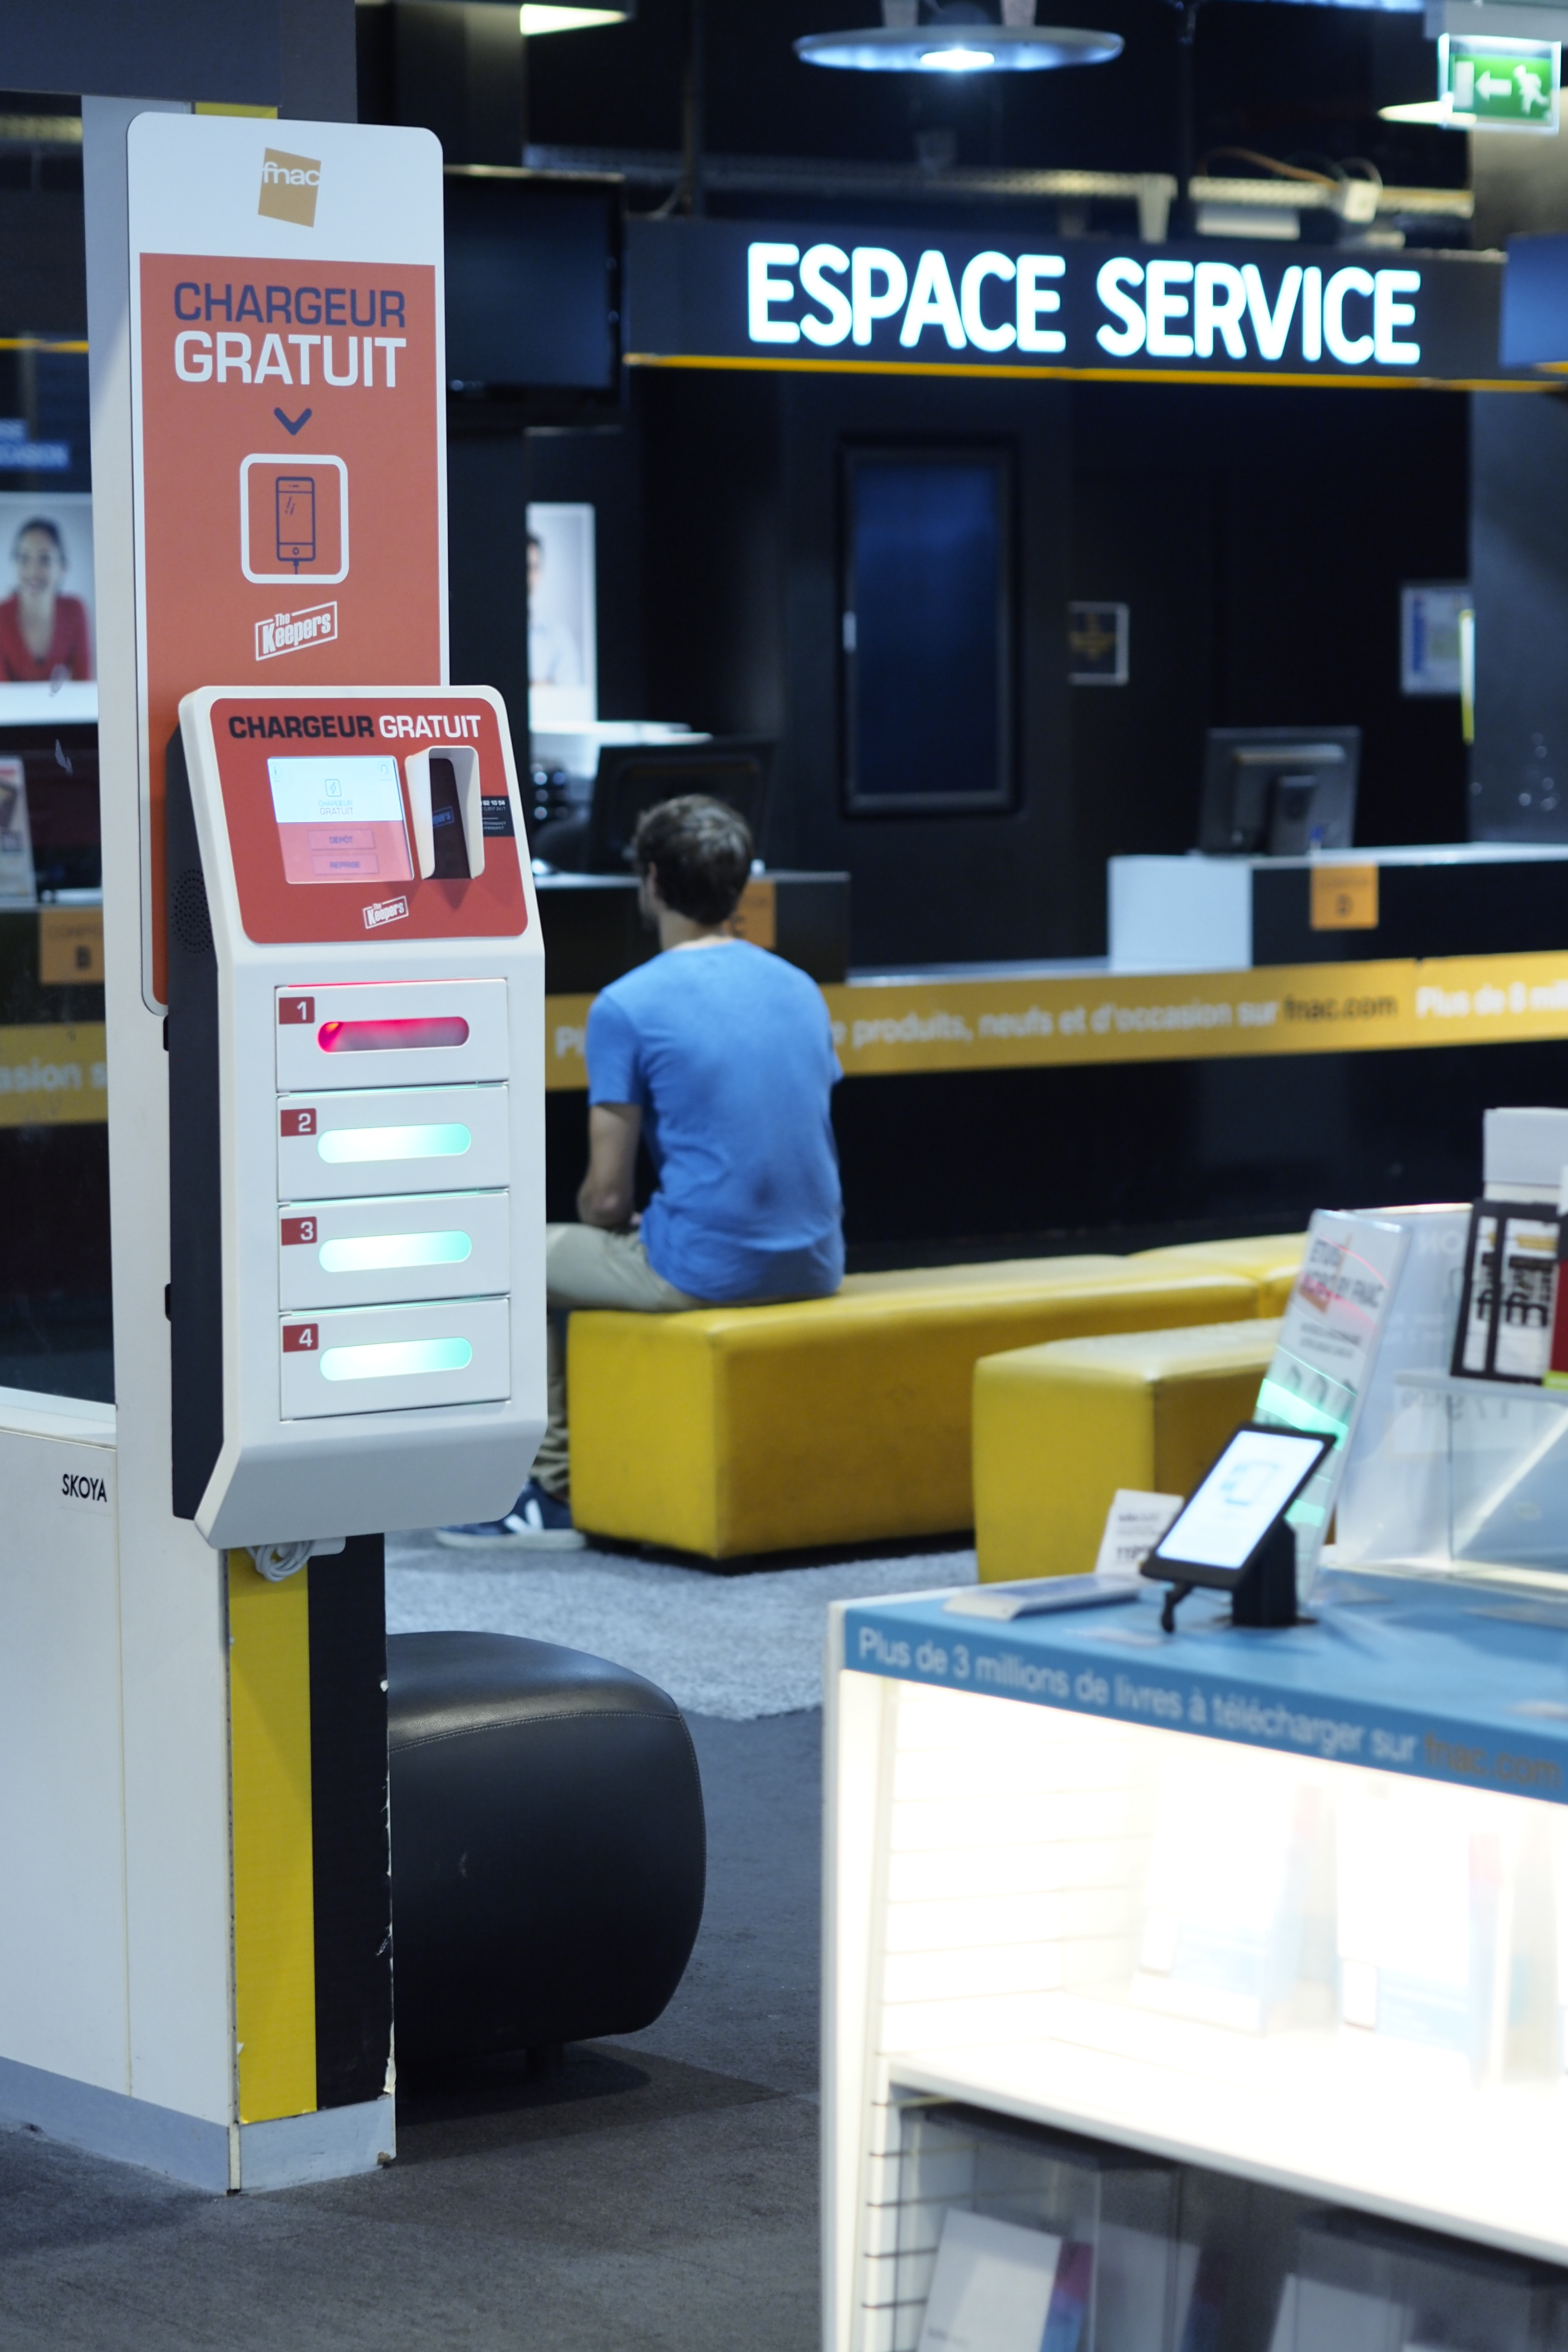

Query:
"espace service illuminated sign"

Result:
[[625, 219, 1520, 387], [748, 242, 1423, 367]]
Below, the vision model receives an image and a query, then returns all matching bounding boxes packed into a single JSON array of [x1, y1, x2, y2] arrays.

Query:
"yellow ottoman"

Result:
[[973, 1317, 1283, 1585], [1129, 1233, 1305, 1317], [566, 1267, 1263, 1559]]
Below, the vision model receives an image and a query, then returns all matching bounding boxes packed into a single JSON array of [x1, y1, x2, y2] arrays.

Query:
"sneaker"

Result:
[[435, 1478, 587, 1551]]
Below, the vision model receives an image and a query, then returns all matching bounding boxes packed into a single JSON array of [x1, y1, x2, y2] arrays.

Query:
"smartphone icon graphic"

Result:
[[276, 475, 316, 569]]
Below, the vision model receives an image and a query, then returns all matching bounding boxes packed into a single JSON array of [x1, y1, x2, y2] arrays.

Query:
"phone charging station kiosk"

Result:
[[0, 112, 544, 2190], [168, 686, 539, 1548]]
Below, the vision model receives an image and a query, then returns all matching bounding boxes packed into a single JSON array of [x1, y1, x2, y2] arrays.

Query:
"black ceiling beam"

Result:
[[0, 0, 356, 120]]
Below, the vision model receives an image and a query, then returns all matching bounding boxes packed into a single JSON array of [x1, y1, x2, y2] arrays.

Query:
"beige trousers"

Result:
[[531, 1222, 701, 1499]]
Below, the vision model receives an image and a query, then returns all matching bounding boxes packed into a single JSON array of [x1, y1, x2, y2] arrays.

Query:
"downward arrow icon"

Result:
[[274, 407, 313, 437]]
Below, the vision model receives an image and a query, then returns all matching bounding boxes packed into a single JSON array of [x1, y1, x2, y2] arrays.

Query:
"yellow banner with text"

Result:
[[544, 951, 1568, 1091], [0, 1024, 109, 1125]]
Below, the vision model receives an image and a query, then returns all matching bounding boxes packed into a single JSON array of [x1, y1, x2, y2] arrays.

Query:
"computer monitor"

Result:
[[1197, 726, 1360, 856], [443, 170, 622, 412], [529, 738, 774, 875], [584, 738, 774, 876]]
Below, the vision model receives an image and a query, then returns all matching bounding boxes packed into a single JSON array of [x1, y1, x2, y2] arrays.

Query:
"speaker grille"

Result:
[[171, 867, 212, 958]]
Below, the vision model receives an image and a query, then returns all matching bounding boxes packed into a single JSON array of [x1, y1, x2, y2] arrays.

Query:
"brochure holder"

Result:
[[1366, 1372, 1568, 1578], [1279, 2205, 1560, 2352], [889, 2102, 1181, 2352]]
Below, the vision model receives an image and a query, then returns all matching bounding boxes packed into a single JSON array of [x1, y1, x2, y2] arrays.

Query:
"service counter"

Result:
[[534, 867, 850, 992], [12, 838, 1568, 1369], [538, 843, 1568, 1253], [825, 1566, 1568, 2352], [1110, 843, 1568, 974]]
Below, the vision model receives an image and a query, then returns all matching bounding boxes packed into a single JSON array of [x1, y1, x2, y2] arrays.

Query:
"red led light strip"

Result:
[[318, 1018, 470, 1053]]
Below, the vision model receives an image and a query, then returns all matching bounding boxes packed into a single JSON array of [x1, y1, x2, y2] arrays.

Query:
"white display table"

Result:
[[824, 1571, 1568, 2352]]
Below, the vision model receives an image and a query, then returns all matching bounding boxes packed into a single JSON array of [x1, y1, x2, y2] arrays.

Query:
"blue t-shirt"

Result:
[[586, 940, 844, 1303]]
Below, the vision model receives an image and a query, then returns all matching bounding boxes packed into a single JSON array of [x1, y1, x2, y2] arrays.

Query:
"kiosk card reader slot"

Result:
[[405, 746, 485, 881], [166, 686, 544, 1548]]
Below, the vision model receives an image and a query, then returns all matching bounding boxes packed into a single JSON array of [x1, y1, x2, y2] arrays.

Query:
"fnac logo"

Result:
[[259, 147, 321, 229]]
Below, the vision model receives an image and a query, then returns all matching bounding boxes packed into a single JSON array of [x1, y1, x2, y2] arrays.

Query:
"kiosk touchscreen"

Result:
[[1143, 1423, 1331, 1631], [166, 685, 544, 1548]]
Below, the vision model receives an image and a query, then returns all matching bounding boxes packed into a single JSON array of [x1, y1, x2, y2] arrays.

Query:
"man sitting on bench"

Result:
[[440, 793, 844, 1548]]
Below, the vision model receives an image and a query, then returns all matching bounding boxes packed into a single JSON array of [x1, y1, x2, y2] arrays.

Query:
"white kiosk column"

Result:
[[0, 106, 459, 2191]]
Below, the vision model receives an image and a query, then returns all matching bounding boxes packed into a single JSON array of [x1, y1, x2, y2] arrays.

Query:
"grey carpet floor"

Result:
[[387, 1533, 976, 1718], [0, 1711, 824, 2351]]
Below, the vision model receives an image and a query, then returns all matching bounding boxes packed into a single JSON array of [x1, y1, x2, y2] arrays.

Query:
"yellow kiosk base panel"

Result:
[[228, 1538, 392, 2124]]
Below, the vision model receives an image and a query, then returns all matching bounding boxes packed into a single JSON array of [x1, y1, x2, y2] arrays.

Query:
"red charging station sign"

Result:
[[138, 255, 442, 999], [210, 692, 527, 945]]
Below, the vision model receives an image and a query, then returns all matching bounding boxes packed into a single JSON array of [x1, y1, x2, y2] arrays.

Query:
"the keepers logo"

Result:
[[255, 600, 338, 662], [259, 147, 322, 230], [363, 895, 410, 930]]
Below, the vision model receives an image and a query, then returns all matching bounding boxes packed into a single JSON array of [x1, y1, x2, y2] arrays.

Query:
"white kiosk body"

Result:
[[167, 683, 544, 1547]]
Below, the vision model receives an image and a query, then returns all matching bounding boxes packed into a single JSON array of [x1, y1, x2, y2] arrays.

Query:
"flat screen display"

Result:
[[1152, 1427, 1328, 1574], [444, 175, 620, 393], [267, 753, 413, 887], [842, 447, 1014, 815]]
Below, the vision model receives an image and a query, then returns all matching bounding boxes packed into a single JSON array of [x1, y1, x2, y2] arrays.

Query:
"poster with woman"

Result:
[[0, 493, 95, 704], [526, 502, 596, 730]]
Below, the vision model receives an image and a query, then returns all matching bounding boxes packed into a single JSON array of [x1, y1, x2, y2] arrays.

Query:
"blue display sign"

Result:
[[1502, 230, 1568, 364], [627, 219, 1527, 389], [841, 1573, 1568, 1802]]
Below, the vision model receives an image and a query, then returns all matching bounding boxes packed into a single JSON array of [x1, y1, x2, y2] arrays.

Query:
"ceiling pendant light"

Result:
[[795, 0, 1122, 74], [519, 3, 634, 32]]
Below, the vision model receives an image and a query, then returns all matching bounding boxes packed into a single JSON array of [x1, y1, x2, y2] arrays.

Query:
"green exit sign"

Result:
[[1441, 33, 1560, 131]]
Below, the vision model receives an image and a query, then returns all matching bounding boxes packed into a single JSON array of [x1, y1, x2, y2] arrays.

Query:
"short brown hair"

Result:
[[633, 794, 752, 926]]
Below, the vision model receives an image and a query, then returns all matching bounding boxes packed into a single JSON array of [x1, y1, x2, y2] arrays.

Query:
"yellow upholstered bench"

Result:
[[1129, 1233, 1305, 1317], [973, 1317, 1283, 1585], [566, 1265, 1264, 1559]]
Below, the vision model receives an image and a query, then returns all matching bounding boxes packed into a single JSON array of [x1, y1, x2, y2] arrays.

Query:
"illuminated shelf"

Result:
[[825, 1594, 1568, 2351]]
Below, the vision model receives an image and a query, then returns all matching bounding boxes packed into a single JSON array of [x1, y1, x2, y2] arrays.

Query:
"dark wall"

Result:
[[1067, 381, 1472, 951], [494, 362, 1471, 964], [447, 427, 530, 729], [637, 367, 785, 750], [632, 363, 1076, 965], [1470, 388, 1568, 844], [0, 0, 354, 114]]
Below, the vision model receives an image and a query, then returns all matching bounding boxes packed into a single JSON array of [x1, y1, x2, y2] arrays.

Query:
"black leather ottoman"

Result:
[[387, 1631, 706, 2069]]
